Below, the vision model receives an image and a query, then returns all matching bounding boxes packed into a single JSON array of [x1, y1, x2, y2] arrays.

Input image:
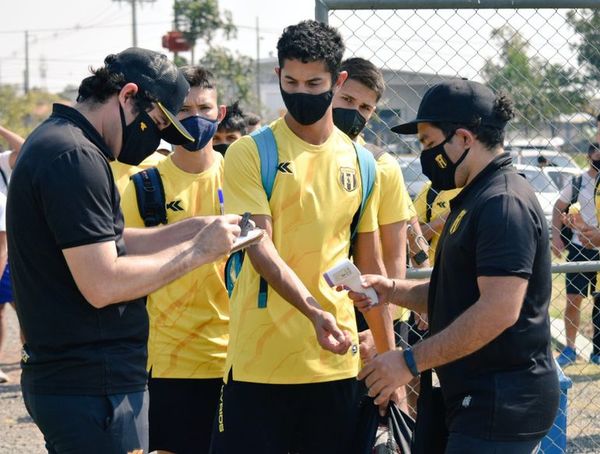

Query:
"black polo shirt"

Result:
[[7, 104, 148, 395], [429, 153, 559, 441]]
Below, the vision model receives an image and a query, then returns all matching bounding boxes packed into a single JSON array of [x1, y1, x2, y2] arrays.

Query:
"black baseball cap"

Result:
[[106, 48, 193, 145], [391, 79, 507, 135]]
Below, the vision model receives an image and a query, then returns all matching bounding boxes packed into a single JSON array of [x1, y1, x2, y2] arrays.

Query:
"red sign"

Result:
[[162, 31, 191, 52]]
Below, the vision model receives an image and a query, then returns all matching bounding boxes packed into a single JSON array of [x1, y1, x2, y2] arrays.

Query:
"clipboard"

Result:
[[231, 228, 265, 253]]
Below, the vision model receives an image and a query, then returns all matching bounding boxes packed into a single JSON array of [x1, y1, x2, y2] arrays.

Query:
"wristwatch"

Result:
[[403, 348, 420, 378]]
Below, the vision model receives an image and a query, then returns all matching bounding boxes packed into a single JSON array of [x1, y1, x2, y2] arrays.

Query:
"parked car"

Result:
[[510, 148, 580, 171], [514, 164, 561, 229], [542, 166, 581, 191]]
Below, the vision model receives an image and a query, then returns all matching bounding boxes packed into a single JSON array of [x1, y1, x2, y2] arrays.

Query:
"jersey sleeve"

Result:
[[377, 155, 411, 225], [413, 182, 431, 223], [36, 148, 117, 249], [558, 181, 573, 204], [119, 175, 146, 228], [223, 136, 271, 217], [476, 194, 538, 279]]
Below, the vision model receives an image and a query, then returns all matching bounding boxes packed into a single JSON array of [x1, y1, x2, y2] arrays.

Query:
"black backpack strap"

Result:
[[425, 185, 438, 223], [131, 168, 167, 227], [571, 175, 582, 206]]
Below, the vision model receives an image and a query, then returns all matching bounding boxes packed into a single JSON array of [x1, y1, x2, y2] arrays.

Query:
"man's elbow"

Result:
[[81, 285, 119, 309]]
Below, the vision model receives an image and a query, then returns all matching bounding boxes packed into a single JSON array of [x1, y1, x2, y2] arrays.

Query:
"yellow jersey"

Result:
[[375, 152, 412, 226], [110, 151, 168, 195], [120, 153, 229, 379], [223, 118, 379, 384], [414, 181, 461, 264]]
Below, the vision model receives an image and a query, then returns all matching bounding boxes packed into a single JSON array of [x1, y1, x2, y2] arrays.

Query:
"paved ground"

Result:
[[1, 305, 599, 453]]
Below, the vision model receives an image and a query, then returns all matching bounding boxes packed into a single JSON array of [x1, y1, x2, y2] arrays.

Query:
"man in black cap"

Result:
[[7, 48, 241, 453], [346, 79, 559, 453]]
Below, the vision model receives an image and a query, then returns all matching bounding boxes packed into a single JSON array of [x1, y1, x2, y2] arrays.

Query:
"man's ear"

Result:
[[275, 67, 281, 78], [217, 105, 227, 123], [455, 127, 476, 148], [334, 71, 348, 90], [118, 82, 139, 107]]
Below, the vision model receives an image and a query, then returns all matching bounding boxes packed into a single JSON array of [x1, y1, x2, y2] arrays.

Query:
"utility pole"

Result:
[[113, 0, 156, 48], [255, 17, 261, 116], [24, 30, 30, 95]]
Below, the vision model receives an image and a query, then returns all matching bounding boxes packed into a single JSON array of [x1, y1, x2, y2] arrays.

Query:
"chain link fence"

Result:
[[316, 0, 600, 451]]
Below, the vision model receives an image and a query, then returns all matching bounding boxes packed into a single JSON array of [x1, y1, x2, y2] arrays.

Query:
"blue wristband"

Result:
[[403, 348, 420, 378]]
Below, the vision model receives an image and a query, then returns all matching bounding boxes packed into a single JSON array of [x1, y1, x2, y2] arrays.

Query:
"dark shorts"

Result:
[[445, 432, 541, 454], [566, 244, 599, 296], [148, 376, 222, 454], [23, 390, 148, 454], [0, 264, 12, 304], [210, 373, 361, 454]]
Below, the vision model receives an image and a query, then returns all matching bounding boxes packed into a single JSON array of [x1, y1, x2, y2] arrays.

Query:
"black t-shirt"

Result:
[[7, 104, 148, 395], [429, 153, 559, 441]]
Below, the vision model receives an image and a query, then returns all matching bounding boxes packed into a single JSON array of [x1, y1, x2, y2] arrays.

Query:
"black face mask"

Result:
[[213, 143, 229, 156], [592, 159, 600, 171], [420, 132, 470, 191], [280, 86, 333, 125], [117, 103, 162, 165], [333, 108, 367, 140]]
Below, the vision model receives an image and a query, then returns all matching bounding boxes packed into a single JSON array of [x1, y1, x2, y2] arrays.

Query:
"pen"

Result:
[[217, 188, 225, 215]]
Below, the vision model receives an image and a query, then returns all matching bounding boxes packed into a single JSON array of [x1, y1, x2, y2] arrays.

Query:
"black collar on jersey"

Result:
[[51, 103, 114, 161], [449, 152, 513, 210]]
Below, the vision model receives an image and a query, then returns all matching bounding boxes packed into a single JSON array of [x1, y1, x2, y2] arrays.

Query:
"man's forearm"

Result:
[[0, 125, 25, 155], [391, 279, 429, 314], [124, 217, 211, 255], [412, 297, 509, 372]]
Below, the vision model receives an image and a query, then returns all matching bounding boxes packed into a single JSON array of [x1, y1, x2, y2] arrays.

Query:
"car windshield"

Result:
[[519, 169, 559, 193], [520, 155, 574, 169]]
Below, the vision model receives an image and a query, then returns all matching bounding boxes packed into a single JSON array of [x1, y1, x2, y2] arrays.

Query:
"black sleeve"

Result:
[[475, 194, 538, 279], [36, 148, 117, 249]]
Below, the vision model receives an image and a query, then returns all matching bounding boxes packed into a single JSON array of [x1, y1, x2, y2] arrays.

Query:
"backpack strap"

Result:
[[425, 185, 438, 223], [131, 167, 167, 227], [350, 142, 377, 242], [571, 175, 582, 206], [251, 125, 278, 200]]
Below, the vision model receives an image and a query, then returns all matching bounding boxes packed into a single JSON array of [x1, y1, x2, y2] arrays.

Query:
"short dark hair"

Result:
[[277, 20, 344, 81], [432, 92, 514, 149], [244, 111, 261, 128], [77, 65, 156, 115], [179, 65, 216, 89], [340, 58, 385, 102], [218, 101, 247, 135]]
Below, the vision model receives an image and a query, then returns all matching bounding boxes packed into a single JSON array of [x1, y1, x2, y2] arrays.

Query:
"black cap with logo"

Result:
[[106, 47, 193, 145], [391, 79, 508, 135]]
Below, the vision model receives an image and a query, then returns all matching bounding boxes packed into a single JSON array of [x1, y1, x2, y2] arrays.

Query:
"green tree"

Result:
[[200, 46, 254, 105], [567, 9, 600, 86], [174, 0, 235, 63]]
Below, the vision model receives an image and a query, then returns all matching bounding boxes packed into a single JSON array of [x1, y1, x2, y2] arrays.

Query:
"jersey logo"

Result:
[[449, 209, 467, 234], [438, 201, 447, 209], [339, 167, 357, 192], [166, 200, 184, 212], [277, 162, 292, 174], [140, 121, 147, 132], [435, 154, 448, 169]]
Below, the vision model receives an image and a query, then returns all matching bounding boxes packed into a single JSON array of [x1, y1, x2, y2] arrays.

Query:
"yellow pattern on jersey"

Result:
[[223, 118, 379, 384], [120, 154, 229, 379], [414, 181, 461, 265], [110, 151, 169, 195]]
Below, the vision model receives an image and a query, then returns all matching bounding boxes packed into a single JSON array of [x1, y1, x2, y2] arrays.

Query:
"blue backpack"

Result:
[[224, 125, 377, 308]]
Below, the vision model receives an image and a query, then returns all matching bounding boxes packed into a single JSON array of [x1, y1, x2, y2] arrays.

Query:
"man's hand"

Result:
[[309, 309, 352, 355], [344, 275, 394, 313], [358, 349, 413, 406], [579, 225, 600, 248], [358, 329, 377, 362], [416, 312, 429, 331], [192, 215, 241, 262]]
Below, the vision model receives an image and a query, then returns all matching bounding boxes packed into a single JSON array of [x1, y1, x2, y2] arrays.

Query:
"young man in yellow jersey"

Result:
[[120, 66, 227, 454], [212, 21, 395, 453]]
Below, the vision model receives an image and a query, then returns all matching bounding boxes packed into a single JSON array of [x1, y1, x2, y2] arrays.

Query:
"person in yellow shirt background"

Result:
[[211, 20, 395, 453], [120, 66, 227, 454]]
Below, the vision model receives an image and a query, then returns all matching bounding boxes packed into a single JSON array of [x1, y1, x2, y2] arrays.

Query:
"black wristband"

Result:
[[413, 249, 428, 266], [403, 348, 420, 378]]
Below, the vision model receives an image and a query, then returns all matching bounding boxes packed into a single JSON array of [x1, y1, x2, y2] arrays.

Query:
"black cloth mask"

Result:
[[280, 86, 333, 125], [591, 159, 600, 171], [420, 132, 470, 191], [117, 103, 162, 165], [213, 143, 229, 156], [333, 108, 367, 140]]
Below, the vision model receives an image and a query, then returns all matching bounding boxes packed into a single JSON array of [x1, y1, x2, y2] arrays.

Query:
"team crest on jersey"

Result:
[[435, 154, 447, 169], [339, 167, 357, 192], [449, 209, 467, 234]]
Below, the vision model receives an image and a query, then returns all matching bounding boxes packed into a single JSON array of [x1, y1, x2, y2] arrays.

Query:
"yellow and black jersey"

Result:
[[223, 118, 379, 384], [120, 153, 228, 379]]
